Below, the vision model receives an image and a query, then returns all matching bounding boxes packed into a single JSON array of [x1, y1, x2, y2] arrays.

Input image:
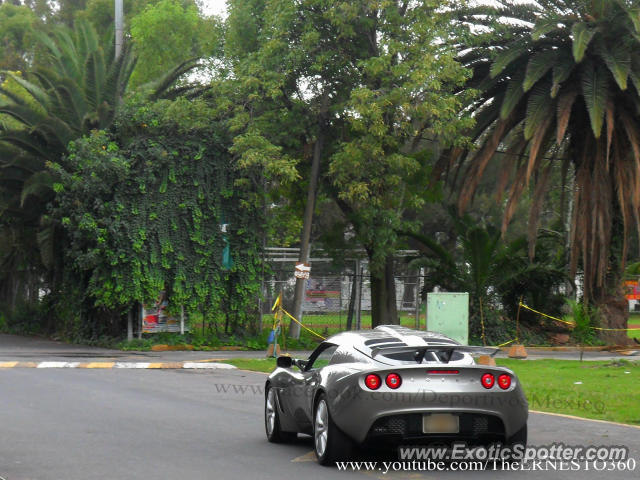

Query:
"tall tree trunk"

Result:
[[370, 256, 398, 327], [592, 205, 633, 345], [596, 289, 632, 346], [289, 130, 324, 339]]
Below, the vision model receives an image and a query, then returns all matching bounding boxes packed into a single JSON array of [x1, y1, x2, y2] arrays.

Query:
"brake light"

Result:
[[427, 370, 460, 375], [365, 374, 381, 390], [481, 373, 495, 389], [498, 374, 511, 390], [385, 373, 402, 389]]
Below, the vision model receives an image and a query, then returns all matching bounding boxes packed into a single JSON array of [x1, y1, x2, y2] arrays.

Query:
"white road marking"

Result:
[[182, 362, 236, 369], [37, 362, 80, 368], [114, 362, 151, 369]]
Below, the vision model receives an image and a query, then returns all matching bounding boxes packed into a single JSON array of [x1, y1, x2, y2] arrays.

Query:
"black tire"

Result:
[[508, 423, 527, 448], [265, 386, 297, 443], [313, 393, 353, 465]]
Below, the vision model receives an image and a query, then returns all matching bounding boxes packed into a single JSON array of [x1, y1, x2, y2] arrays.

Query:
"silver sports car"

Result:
[[264, 325, 528, 465]]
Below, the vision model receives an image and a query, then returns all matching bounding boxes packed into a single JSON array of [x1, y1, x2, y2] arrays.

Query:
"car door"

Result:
[[291, 343, 338, 431]]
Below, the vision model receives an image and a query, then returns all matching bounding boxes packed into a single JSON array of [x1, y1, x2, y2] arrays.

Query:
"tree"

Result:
[[129, 0, 222, 87], [444, 0, 640, 343], [0, 19, 198, 299], [226, 0, 472, 331], [0, 3, 40, 72], [408, 214, 566, 344], [49, 98, 265, 336]]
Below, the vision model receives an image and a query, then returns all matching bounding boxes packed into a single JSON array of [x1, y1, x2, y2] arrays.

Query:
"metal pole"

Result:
[[414, 272, 421, 330], [355, 259, 362, 330], [180, 305, 185, 335], [127, 309, 133, 341], [115, 0, 123, 59]]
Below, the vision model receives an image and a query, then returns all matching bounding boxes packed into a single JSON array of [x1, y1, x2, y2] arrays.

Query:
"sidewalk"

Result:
[[0, 333, 310, 365], [0, 333, 638, 365]]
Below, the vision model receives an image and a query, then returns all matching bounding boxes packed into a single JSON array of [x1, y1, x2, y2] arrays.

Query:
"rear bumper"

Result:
[[330, 385, 528, 444], [365, 412, 505, 446]]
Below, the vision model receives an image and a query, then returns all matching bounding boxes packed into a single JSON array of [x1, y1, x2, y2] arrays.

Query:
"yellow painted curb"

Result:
[[291, 451, 316, 463], [148, 362, 184, 369], [0, 360, 237, 369], [83, 362, 115, 369]]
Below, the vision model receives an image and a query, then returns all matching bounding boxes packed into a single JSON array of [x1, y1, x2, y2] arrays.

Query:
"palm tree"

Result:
[[443, 0, 640, 343]]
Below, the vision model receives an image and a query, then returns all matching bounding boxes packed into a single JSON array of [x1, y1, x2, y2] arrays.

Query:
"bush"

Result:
[[565, 299, 599, 345]]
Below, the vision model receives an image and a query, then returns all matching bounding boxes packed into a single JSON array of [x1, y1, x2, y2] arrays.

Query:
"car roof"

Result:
[[325, 325, 460, 356]]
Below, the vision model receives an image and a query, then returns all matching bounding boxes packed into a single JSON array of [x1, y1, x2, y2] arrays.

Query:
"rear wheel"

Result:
[[314, 393, 352, 465], [265, 386, 296, 443], [508, 423, 527, 449]]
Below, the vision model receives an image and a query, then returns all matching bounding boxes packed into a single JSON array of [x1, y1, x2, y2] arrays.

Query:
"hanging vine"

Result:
[[49, 98, 265, 334]]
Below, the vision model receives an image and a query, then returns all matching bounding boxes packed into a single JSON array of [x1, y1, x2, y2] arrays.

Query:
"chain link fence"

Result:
[[259, 248, 424, 333]]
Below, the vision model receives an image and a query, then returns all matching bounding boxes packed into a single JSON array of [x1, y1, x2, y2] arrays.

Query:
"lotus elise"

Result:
[[264, 325, 528, 465]]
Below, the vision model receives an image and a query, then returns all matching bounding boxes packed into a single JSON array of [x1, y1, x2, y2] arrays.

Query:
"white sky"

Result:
[[200, 0, 228, 17]]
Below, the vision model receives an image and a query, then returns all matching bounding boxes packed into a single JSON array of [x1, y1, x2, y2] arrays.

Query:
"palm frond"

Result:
[[581, 61, 609, 138], [523, 49, 558, 91], [571, 22, 596, 62]]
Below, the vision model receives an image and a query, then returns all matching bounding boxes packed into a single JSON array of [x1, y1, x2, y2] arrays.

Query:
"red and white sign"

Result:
[[294, 262, 311, 279]]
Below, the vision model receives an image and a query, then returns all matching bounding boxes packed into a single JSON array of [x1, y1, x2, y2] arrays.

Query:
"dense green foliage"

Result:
[[0, 3, 40, 71], [408, 214, 566, 344], [0, 0, 639, 346], [129, 0, 222, 86], [226, 0, 474, 327], [49, 98, 264, 334]]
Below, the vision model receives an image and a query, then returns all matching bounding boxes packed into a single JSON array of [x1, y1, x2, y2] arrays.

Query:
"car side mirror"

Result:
[[295, 359, 308, 371], [276, 356, 293, 368]]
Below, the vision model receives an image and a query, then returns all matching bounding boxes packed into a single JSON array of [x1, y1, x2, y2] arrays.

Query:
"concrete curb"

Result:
[[0, 361, 236, 369], [498, 345, 636, 352]]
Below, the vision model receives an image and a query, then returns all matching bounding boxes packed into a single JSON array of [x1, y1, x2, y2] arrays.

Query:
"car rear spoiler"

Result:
[[370, 345, 500, 364]]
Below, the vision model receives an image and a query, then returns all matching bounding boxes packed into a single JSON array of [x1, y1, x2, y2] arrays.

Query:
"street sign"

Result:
[[294, 262, 311, 279]]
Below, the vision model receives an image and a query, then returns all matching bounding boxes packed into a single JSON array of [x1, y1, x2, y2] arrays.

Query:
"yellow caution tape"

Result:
[[267, 292, 326, 341], [519, 302, 640, 331], [280, 308, 327, 340], [271, 293, 282, 312], [497, 339, 516, 347]]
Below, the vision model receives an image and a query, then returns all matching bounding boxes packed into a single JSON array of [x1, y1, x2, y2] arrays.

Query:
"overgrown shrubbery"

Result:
[[44, 98, 265, 339]]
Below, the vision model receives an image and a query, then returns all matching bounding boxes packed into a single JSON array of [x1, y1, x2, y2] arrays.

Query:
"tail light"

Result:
[[498, 374, 512, 390], [481, 373, 495, 389], [385, 373, 402, 389], [365, 374, 381, 390]]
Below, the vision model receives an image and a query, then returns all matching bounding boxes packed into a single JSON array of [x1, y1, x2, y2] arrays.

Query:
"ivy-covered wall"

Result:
[[49, 98, 264, 336]]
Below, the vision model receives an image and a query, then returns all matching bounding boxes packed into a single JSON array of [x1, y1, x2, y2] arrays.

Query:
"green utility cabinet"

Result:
[[426, 292, 469, 345]]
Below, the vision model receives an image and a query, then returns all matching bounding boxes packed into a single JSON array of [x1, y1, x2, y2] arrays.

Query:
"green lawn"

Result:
[[227, 357, 640, 426], [262, 312, 422, 334], [497, 359, 640, 425], [628, 314, 640, 340], [227, 358, 277, 373]]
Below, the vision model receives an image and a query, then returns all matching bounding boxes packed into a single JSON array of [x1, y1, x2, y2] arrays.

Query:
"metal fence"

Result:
[[260, 248, 424, 332]]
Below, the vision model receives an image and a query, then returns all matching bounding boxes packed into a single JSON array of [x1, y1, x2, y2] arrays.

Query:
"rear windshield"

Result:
[[379, 350, 465, 364]]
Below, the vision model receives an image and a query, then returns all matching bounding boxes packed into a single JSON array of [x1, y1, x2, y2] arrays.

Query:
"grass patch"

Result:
[[497, 359, 640, 425], [628, 314, 640, 340], [227, 356, 640, 425], [226, 358, 277, 373]]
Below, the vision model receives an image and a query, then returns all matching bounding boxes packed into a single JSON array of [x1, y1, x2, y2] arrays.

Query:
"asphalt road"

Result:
[[1, 367, 639, 480]]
